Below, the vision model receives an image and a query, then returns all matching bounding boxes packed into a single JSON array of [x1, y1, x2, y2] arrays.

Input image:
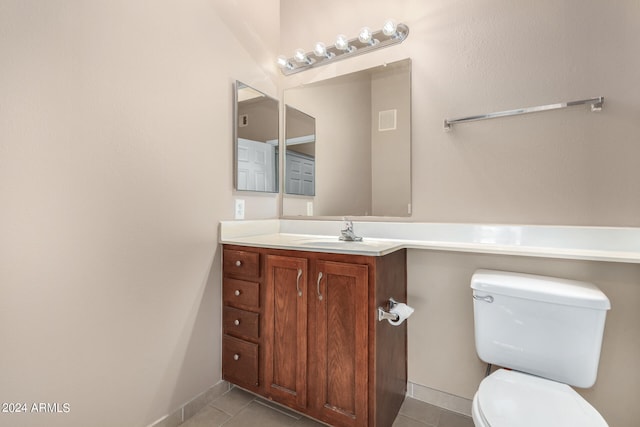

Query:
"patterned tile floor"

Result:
[[179, 387, 474, 427]]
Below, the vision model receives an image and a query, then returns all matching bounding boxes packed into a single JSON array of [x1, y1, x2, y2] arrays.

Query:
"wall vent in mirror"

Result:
[[379, 109, 397, 131], [277, 20, 409, 75]]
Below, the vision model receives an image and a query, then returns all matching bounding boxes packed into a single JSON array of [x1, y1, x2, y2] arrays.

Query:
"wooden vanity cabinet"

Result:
[[222, 244, 407, 427]]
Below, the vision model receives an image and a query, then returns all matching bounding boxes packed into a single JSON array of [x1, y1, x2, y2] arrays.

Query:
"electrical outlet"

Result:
[[235, 199, 245, 220], [306, 201, 313, 216]]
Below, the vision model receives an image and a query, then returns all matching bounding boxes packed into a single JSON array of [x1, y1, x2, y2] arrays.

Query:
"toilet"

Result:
[[470, 269, 611, 427]]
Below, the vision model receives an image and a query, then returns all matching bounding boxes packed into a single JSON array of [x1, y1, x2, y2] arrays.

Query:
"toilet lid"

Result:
[[477, 369, 608, 427]]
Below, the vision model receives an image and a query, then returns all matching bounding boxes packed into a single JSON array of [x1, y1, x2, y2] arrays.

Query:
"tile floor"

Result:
[[179, 387, 474, 427]]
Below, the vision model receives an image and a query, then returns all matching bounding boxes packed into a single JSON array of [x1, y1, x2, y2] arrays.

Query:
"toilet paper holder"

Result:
[[378, 298, 400, 322]]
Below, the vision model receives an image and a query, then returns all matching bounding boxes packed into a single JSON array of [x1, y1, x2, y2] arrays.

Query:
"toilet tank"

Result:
[[471, 269, 610, 388]]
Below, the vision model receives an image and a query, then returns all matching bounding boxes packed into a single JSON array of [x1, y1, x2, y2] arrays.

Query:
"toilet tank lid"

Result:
[[471, 269, 611, 310]]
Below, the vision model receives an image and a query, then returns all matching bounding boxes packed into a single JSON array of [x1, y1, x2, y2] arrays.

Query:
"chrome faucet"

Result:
[[339, 218, 362, 241]]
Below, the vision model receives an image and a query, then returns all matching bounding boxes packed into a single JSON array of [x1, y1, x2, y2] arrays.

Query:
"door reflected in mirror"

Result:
[[235, 81, 279, 193], [285, 105, 316, 196], [283, 58, 411, 217]]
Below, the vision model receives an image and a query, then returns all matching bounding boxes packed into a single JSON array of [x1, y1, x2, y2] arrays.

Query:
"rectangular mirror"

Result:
[[234, 81, 279, 193], [282, 58, 411, 217]]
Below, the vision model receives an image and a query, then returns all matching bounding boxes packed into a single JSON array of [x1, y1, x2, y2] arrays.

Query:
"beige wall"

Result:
[[0, 1, 278, 426], [280, 0, 640, 227], [280, 1, 640, 426], [3, 1, 640, 427]]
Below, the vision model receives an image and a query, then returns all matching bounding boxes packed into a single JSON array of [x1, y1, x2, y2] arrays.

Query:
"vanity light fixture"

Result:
[[277, 19, 409, 75]]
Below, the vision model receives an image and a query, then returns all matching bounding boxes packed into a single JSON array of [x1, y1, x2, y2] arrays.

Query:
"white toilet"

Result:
[[470, 269, 611, 427]]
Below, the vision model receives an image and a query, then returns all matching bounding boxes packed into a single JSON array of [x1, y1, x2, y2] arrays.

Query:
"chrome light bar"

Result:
[[277, 22, 409, 76]]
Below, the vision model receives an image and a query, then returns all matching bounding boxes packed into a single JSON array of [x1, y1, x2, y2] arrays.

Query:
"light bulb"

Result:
[[335, 34, 350, 51], [358, 27, 373, 44], [294, 48, 308, 64], [313, 42, 326, 57], [382, 19, 397, 37], [313, 42, 335, 60], [277, 55, 291, 69]]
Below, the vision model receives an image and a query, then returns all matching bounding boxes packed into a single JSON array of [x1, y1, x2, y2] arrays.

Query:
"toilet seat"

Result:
[[474, 369, 608, 427]]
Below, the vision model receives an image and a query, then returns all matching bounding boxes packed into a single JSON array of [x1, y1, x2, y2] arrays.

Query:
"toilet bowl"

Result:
[[470, 270, 611, 427], [471, 369, 607, 427]]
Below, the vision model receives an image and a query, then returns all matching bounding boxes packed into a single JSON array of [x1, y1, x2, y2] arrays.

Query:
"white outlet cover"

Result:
[[235, 199, 245, 220]]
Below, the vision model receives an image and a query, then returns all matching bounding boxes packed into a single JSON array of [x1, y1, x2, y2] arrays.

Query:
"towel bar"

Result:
[[444, 96, 604, 131]]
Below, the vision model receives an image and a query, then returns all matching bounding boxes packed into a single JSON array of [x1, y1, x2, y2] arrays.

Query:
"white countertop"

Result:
[[219, 219, 640, 263], [220, 232, 404, 256]]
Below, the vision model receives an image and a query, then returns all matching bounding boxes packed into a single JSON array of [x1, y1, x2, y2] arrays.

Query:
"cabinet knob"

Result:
[[234, 319, 240, 326], [233, 354, 240, 361], [235, 260, 242, 267], [234, 290, 241, 296]]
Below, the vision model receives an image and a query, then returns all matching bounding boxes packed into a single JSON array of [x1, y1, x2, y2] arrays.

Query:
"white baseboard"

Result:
[[407, 382, 472, 417]]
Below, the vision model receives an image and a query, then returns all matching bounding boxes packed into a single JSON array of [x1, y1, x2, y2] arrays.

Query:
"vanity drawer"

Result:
[[223, 306, 259, 339], [223, 335, 259, 387], [224, 248, 260, 278], [223, 278, 260, 311]]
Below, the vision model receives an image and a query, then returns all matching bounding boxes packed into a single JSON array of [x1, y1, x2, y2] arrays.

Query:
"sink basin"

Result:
[[301, 241, 352, 247], [298, 238, 396, 250], [301, 238, 376, 247]]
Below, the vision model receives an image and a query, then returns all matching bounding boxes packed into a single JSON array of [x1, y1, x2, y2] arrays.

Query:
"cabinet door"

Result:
[[264, 254, 308, 409], [312, 260, 369, 427]]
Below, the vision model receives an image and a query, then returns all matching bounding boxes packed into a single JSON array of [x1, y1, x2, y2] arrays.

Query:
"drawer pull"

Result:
[[234, 319, 240, 326], [235, 260, 242, 267], [234, 290, 241, 296], [233, 354, 240, 361]]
